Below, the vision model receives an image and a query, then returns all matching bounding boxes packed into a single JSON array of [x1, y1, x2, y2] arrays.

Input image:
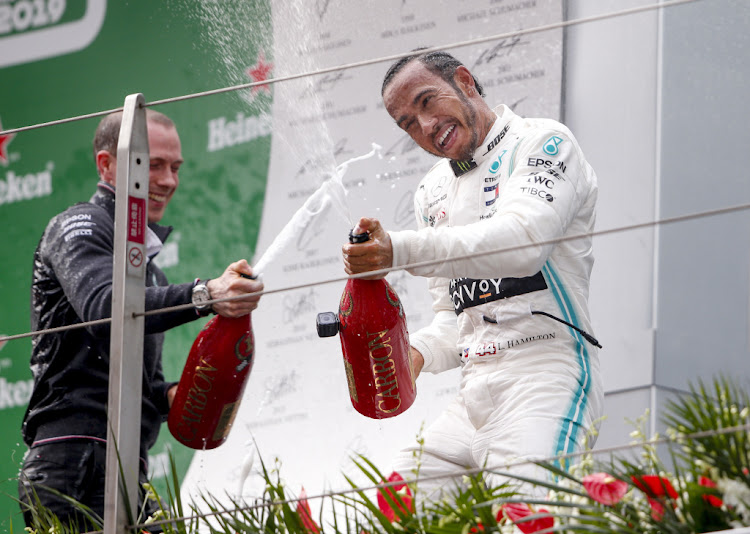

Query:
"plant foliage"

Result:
[[17, 376, 750, 534]]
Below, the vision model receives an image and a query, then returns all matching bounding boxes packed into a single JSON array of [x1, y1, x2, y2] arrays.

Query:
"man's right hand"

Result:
[[207, 259, 263, 317], [342, 217, 394, 279]]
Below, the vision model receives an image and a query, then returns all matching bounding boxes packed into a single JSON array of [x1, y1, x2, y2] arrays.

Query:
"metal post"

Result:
[[104, 94, 149, 534]]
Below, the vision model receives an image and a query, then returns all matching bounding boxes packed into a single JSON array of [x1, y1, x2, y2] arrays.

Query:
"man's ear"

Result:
[[95, 150, 116, 185], [454, 66, 476, 96]]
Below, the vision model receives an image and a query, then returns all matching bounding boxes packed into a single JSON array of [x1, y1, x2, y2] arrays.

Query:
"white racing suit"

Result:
[[389, 105, 603, 499]]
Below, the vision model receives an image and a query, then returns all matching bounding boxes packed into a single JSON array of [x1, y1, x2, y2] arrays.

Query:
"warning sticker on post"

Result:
[[128, 196, 145, 245]]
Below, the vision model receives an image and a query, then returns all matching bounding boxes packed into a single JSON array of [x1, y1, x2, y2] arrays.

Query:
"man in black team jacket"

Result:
[[18, 110, 264, 530]]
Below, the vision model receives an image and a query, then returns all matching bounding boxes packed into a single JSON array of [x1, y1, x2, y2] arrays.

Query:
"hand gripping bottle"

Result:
[[316, 230, 416, 419], [168, 314, 255, 449]]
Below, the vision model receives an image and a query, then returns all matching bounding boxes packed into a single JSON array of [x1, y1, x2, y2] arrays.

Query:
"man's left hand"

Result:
[[167, 384, 177, 408]]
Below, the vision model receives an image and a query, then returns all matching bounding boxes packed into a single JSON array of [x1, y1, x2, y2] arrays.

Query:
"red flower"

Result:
[[699, 476, 724, 507], [582, 472, 628, 505], [497, 502, 554, 533], [377, 471, 413, 522], [632, 476, 678, 521], [647, 498, 667, 521], [469, 523, 485, 532], [296, 487, 321, 533], [631, 475, 678, 499]]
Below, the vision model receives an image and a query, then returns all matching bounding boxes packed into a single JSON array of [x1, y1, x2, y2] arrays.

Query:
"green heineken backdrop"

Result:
[[0, 1, 272, 530]]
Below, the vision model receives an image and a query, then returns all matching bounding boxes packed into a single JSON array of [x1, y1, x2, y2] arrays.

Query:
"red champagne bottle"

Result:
[[317, 231, 416, 419], [168, 314, 255, 449]]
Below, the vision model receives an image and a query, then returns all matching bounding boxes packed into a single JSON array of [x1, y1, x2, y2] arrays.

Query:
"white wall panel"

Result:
[[564, 1, 660, 392]]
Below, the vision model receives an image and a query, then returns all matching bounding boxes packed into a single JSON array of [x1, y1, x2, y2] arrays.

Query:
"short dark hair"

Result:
[[381, 49, 484, 97], [92, 109, 175, 161]]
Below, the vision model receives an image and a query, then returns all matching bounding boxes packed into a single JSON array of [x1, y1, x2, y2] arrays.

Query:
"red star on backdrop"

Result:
[[0, 117, 15, 166], [245, 51, 273, 95]]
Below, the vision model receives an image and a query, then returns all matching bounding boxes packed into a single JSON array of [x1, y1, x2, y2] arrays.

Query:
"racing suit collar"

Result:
[[471, 105, 514, 166], [449, 106, 513, 177]]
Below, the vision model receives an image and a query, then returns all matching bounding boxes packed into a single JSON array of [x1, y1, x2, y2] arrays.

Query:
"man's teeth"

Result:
[[439, 125, 454, 146], [149, 193, 166, 202]]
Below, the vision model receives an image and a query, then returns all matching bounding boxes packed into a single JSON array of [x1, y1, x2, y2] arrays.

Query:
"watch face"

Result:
[[193, 285, 211, 307]]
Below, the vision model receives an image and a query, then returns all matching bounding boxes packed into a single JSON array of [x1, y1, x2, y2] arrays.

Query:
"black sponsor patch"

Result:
[[450, 271, 547, 314], [450, 158, 477, 177]]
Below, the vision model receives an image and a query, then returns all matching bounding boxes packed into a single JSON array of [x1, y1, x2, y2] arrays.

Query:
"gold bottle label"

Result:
[[344, 359, 357, 403], [368, 329, 402, 414], [211, 401, 240, 442]]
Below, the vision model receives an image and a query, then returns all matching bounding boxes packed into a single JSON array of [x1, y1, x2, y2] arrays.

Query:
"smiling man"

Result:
[[343, 50, 603, 500], [384, 53, 493, 163], [18, 110, 264, 531]]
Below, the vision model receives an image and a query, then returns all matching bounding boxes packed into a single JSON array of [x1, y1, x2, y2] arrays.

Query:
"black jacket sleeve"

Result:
[[41, 203, 198, 339]]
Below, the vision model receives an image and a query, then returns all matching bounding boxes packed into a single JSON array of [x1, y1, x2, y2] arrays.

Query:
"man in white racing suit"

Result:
[[342, 50, 603, 500]]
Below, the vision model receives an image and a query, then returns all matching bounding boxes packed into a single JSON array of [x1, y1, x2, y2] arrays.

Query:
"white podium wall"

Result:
[[566, 0, 750, 450]]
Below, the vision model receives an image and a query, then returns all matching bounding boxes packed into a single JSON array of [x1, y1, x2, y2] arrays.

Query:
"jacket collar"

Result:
[[92, 181, 173, 244]]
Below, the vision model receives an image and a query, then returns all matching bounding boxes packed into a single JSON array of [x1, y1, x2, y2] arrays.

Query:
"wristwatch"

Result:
[[192, 281, 212, 313]]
